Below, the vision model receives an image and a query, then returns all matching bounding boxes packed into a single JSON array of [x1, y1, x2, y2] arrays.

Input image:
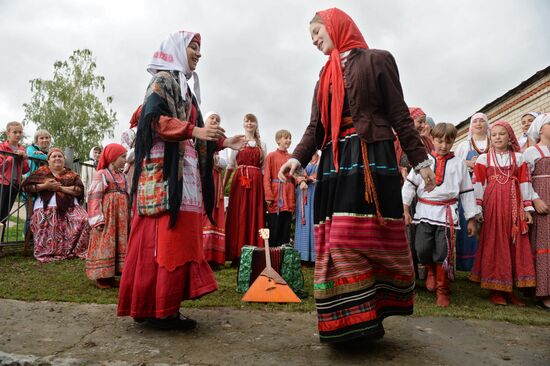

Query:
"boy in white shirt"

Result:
[[403, 123, 479, 307]]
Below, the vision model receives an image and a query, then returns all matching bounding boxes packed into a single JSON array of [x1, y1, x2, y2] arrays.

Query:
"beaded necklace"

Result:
[[470, 136, 489, 155], [490, 148, 515, 185]]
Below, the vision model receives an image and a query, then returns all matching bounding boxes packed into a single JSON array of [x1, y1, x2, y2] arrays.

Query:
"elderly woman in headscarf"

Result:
[[22, 147, 90, 262], [117, 30, 244, 330], [453, 112, 490, 271], [279, 8, 435, 344], [524, 113, 550, 309]]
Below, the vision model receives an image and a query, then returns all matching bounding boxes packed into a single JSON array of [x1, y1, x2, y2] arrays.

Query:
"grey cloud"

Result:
[[1, 0, 548, 154]]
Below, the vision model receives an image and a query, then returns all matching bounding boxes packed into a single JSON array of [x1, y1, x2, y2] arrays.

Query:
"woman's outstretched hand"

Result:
[[223, 135, 246, 150], [278, 159, 300, 181], [419, 167, 436, 192], [192, 125, 226, 141]]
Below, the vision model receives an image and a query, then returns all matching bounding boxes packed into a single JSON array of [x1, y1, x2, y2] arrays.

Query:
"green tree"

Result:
[[23, 49, 117, 160]]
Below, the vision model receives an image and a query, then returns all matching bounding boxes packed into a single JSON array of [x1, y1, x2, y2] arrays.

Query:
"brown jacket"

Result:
[[292, 48, 427, 169]]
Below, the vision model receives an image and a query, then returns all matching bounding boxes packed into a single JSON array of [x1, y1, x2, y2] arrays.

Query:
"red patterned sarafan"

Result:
[[153, 51, 173, 62]]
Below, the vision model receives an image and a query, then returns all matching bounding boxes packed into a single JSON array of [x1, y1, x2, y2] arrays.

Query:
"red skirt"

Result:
[[225, 166, 265, 261], [117, 210, 218, 319]]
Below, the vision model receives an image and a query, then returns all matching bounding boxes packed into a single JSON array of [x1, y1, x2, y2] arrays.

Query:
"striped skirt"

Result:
[[314, 134, 415, 344]]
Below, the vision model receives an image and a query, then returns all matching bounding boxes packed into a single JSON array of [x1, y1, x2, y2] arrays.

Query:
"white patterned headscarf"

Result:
[[468, 112, 489, 138], [527, 113, 550, 142], [204, 111, 221, 125], [146, 30, 201, 104]]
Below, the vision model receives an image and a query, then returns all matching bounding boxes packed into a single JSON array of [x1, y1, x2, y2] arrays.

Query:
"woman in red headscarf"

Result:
[[471, 121, 536, 306], [86, 143, 128, 289], [279, 8, 435, 344]]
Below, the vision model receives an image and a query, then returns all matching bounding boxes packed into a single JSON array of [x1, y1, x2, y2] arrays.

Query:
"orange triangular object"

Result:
[[242, 228, 301, 303], [242, 273, 301, 303]]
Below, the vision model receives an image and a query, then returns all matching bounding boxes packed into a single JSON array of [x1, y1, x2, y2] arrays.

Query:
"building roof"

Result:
[[456, 65, 550, 131]]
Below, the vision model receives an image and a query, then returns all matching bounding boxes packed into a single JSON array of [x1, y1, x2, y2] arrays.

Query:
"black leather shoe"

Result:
[[173, 313, 197, 330], [145, 313, 197, 330]]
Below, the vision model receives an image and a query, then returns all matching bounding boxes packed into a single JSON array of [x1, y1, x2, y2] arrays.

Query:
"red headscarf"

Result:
[[46, 147, 65, 160], [129, 105, 143, 128], [96, 143, 127, 170], [316, 8, 368, 171], [409, 107, 426, 120], [490, 120, 520, 152]]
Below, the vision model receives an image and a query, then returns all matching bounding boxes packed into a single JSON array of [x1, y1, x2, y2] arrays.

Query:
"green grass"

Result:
[[0, 252, 549, 326]]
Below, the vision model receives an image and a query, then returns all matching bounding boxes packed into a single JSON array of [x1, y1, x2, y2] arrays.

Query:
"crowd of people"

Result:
[[1, 7, 548, 346]]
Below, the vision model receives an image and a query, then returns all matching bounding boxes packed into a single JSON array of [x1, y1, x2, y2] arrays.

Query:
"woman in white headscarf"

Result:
[[524, 113, 550, 309], [454, 112, 489, 271], [454, 112, 490, 169], [117, 31, 244, 329]]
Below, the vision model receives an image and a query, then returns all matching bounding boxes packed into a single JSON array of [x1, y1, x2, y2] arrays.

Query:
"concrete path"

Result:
[[0, 299, 548, 365]]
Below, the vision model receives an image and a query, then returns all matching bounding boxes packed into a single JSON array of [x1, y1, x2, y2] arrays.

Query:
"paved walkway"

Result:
[[0, 299, 549, 365]]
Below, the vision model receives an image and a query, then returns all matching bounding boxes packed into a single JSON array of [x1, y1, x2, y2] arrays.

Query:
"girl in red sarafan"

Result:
[[86, 143, 128, 289], [471, 120, 536, 306], [224, 113, 267, 263]]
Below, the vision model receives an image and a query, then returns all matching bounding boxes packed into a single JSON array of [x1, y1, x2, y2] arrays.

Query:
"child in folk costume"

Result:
[[202, 112, 227, 267], [524, 113, 550, 309], [403, 123, 479, 307], [86, 143, 129, 289], [263, 130, 295, 247], [224, 113, 267, 263], [454, 112, 490, 271], [519, 112, 539, 152], [294, 151, 319, 262], [471, 121, 536, 306]]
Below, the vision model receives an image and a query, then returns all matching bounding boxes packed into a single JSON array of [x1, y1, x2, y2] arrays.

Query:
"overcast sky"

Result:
[[1, 0, 549, 154]]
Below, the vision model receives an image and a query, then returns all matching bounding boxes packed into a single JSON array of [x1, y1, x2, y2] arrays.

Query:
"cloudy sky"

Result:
[[1, 0, 549, 154]]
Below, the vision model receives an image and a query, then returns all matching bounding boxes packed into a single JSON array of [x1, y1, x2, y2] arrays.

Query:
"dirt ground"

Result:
[[0, 299, 549, 366]]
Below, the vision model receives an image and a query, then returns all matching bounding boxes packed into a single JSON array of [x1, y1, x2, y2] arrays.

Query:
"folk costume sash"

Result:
[[418, 197, 458, 279], [316, 8, 368, 172]]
